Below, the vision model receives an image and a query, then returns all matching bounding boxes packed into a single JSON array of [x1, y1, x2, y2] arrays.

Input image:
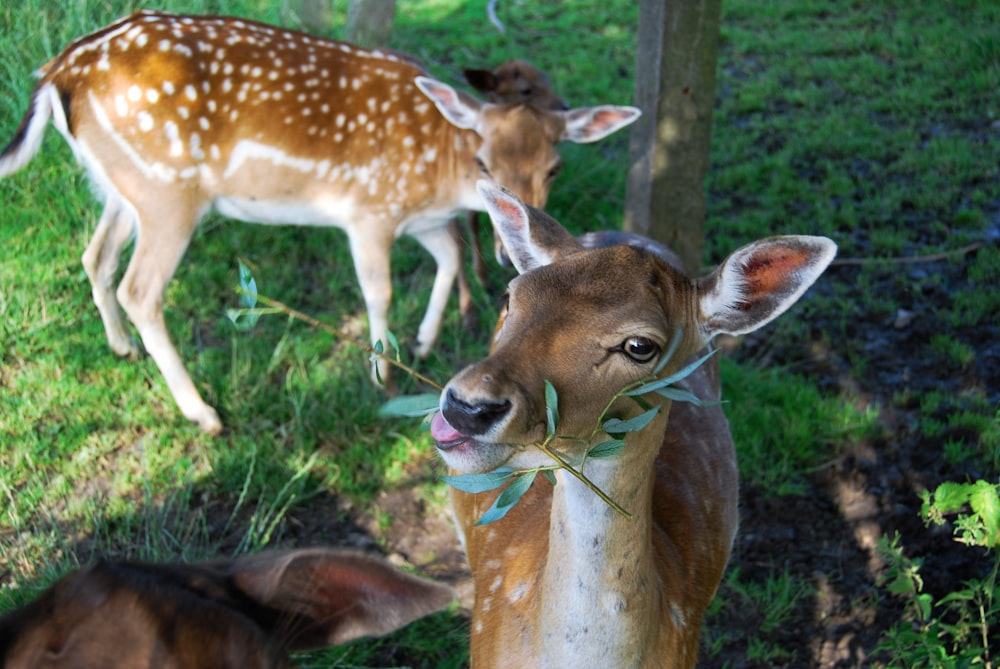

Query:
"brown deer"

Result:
[[450, 60, 571, 328], [0, 547, 455, 668], [0, 11, 639, 433], [463, 60, 569, 112], [428, 182, 837, 667]]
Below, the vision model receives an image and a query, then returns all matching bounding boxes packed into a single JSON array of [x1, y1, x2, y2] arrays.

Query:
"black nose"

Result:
[[442, 388, 511, 437]]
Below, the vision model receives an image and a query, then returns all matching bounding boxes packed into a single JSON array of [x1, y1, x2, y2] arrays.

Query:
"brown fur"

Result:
[[0, 548, 454, 669], [434, 183, 836, 667]]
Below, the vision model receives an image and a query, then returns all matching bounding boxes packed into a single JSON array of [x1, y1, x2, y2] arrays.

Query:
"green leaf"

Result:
[[370, 341, 385, 385], [915, 593, 934, 622], [930, 481, 971, 514], [652, 386, 713, 406], [627, 348, 717, 397], [545, 380, 559, 438], [238, 261, 258, 308], [444, 470, 514, 494], [886, 573, 916, 597], [653, 327, 684, 375], [588, 439, 625, 459], [385, 329, 401, 362], [542, 469, 557, 485], [602, 405, 660, 436], [379, 393, 441, 418], [967, 480, 1000, 547], [476, 471, 537, 525]]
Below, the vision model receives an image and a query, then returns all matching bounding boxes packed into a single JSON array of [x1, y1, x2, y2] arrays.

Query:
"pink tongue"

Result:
[[430, 412, 465, 442]]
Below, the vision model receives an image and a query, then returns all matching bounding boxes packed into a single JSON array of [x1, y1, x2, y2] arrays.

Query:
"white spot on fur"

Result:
[[165, 120, 182, 157], [508, 581, 530, 603], [190, 133, 205, 161], [669, 601, 688, 629]]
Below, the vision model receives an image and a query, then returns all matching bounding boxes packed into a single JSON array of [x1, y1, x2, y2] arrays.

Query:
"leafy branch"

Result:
[[229, 260, 442, 390], [384, 327, 719, 526]]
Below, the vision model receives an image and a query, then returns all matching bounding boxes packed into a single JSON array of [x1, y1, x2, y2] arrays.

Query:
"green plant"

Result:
[[929, 334, 976, 369], [876, 480, 1000, 668]]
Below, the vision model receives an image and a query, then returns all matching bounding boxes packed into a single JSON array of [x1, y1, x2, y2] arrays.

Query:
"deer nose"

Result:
[[442, 388, 511, 437]]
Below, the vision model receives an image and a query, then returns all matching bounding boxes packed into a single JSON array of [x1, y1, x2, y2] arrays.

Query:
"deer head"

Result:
[[463, 60, 569, 110]]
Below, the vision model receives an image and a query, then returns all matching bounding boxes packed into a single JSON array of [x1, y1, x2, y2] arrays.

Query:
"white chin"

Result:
[[436, 440, 516, 474]]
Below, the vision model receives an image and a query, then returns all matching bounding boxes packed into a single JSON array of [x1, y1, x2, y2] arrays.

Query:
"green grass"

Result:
[[2, 0, 999, 666]]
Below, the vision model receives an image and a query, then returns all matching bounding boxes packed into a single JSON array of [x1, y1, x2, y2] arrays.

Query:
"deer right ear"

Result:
[[463, 68, 498, 94], [475, 180, 581, 274], [415, 76, 483, 129], [229, 548, 455, 649], [696, 235, 837, 338]]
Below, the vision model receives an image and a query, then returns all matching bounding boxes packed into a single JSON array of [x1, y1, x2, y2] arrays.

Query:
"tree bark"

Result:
[[346, 0, 397, 48], [624, 0, 723, 274], [299, 0, 334, 35]]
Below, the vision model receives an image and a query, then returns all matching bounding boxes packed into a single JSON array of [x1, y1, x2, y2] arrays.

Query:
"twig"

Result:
[[831, 241, 985, 266], [247, 292, 443, 391], [536, 441, 632, 520], [487, 0, 505, 33]]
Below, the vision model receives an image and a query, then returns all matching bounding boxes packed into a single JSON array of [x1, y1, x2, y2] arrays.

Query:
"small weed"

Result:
[[875, 481, 1000, 668], [929, 334, 976, 369]]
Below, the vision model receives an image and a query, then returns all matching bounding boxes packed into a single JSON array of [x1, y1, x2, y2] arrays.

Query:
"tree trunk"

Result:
[[299, 0, 334, 35], [346, 0, 397, 48], [624, 0, 722, 275]]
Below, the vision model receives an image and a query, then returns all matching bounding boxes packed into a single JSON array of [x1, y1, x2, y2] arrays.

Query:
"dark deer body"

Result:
[[0, 548, 454, 669]]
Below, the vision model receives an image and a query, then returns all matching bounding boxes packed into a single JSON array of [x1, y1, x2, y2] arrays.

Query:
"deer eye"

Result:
[[475, 157, 491, 177], [619, 336, 659, 364]]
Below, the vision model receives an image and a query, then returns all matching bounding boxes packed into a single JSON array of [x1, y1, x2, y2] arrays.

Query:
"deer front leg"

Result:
[[411, 222, 461, 357], [116, 206, 221, 434], [81, 195, 141, 360], [347, 227, 396, 387]]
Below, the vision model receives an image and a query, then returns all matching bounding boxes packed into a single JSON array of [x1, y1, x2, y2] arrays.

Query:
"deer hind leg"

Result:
[[466, 210, 489, 285], [115, 202, 221, 434], [449, 217, 477, 331], [410, 222, 460, 358], [81, 195, 140, 359]]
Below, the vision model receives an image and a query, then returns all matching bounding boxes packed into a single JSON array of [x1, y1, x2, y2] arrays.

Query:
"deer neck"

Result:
[[437, 126, 485, 213], [536, 408, 669, 667]]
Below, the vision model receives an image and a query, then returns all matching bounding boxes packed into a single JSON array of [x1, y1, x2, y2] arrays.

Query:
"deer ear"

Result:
[[229, 548, 455, 649], [561, 105, 641, 143], [696, 235, 837, 338], [415, 76, 483, 129], [475, 180, 581, 274], [462, 67, 498, 94]]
